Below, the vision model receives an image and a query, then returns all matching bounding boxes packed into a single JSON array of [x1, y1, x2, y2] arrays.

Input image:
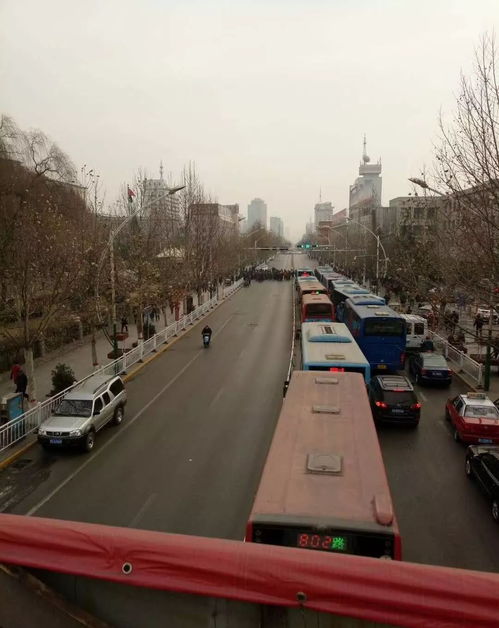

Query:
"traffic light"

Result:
[[305, 243, 311, 249]]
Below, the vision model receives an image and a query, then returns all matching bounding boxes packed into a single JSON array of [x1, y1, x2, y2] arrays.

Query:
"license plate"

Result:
[[432, 372, 442, 376], [49, 438, 63, 445], [478, 438, 493, 444], [392, 409, 405, 414], [378, 364, 387, 369]]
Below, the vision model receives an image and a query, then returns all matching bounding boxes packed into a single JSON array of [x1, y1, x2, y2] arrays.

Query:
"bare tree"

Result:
[[0, 120, 91, 400], [434, 32, 499, 296]]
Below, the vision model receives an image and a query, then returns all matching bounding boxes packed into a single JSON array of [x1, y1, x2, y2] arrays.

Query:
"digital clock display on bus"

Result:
[[296, 532, 349, 552]]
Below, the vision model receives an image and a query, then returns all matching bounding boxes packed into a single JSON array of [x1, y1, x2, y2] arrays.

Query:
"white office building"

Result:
[[247, 198, 267, 230], [270, 216, 284, 238], [314, 202, 334, 229]]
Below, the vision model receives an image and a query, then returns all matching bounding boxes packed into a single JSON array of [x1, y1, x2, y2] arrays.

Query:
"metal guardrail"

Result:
[[0, 280, 243, 453], [430, 331, 483, 388]]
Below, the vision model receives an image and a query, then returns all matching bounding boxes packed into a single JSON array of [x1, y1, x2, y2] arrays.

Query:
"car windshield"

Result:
[[423, 354, 448, 367], [464, 405, 499, 419], [54, 399, 92, 417]]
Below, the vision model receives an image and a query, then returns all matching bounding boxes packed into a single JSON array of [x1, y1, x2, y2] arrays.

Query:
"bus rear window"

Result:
[[364, 319, 405, 337], [306, 304, 332, 315]]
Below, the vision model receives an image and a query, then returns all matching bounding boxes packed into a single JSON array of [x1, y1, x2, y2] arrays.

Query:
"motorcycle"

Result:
[[203, 333, 211, 348]]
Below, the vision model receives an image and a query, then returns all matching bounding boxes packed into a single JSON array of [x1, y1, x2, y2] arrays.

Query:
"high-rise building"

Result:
[[349, 136, 382, 230], [247, 198, 267, 230], [269, 216, 284, 238], [142, 162, 181, 234], [305, 222, 314, 235], [314, 202, 334, 229]]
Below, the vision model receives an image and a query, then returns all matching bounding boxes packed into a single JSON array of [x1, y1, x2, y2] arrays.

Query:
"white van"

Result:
[[400, 314, 428, 350]]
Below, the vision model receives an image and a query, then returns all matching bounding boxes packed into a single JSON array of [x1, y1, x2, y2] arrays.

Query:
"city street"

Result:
[[0, 256, 294, 544], [0, 254, 498, 575]]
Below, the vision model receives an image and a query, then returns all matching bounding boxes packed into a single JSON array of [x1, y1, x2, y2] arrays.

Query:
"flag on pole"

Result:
[[127, 186, 136, 203]]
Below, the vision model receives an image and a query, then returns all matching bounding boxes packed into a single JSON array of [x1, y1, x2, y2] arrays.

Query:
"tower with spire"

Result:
[[349, 135, 382, 226]]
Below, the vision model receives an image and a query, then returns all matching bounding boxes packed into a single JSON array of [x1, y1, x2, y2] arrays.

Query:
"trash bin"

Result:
[[1, 392, 25, 446]]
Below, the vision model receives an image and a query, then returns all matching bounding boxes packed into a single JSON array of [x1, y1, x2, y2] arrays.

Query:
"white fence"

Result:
[[0, 280, 243, 453], [429, 331, 483, 388]]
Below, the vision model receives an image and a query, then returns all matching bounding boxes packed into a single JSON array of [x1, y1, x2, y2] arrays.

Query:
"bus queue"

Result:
[[245, 263, 410, 562]]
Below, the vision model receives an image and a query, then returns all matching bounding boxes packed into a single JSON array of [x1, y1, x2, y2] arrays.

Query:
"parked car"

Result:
[[417, 304, 434, 319], [37, 374, 127, 452], [475, 306, 499, 325], [465, 445, 499, 522], [409, 352, 452, 387], [368, 375, 421, 427], [445, 392, 499, 444]]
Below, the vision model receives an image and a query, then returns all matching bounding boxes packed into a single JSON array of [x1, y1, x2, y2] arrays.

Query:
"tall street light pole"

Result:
[[96, 184, 186, 360], [336, 218, 388, 286]]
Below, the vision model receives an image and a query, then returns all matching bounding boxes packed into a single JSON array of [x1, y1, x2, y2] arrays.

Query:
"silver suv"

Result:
[[38, 374, 127, 452]]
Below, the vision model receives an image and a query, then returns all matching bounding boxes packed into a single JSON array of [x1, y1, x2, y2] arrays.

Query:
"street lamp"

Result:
[[323, 219, 388, 284], [96, 184, 186, 359], [408, 177, 446, 197]]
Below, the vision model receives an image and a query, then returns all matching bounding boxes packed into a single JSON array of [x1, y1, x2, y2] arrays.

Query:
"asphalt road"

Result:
[[1, 253, 498, 574], [0, 255, 293, 543], [378, 367, 499, 572]]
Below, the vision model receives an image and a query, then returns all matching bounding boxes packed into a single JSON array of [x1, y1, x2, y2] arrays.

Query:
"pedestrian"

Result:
[[10, 361, 21, 388], [15, 368, 28, 399], [421, 336, 435, 352], [384, 291, 391, 305], [121, 316, 128, 333], [474, 313, 484, 339]]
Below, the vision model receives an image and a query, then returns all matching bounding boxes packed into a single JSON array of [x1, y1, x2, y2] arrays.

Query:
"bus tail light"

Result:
[[375, 401, 388, 409]]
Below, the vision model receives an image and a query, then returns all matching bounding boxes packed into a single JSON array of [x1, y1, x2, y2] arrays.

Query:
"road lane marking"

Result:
[[26, 315, 234, 517], [209, 387, 225, 408], [419, 392, 427, 402], [128, 493, 157, 528]]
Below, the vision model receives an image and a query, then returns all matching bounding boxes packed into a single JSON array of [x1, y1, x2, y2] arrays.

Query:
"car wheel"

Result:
[[453, 429, 461, 443], [465, 458, 473, 478], [492, 501, 499, 522], [113, 406, 124, 426], [83, 430, 95, 453]]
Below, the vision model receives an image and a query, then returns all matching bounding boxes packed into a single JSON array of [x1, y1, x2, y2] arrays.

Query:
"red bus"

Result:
[[297, 279, 328, 302], [246, 371, 401, 560], [301, 293, 334, 323]]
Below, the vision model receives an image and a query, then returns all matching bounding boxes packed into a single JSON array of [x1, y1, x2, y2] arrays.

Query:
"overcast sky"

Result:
[[2, 0, 499, 241]]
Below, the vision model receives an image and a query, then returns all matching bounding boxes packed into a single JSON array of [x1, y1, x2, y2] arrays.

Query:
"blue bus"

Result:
[[314, 265, 332, 281], [331, 284, 370, 320], [343, 301, 406, 372], [336, 293, 385, 322], [301, 322, 371, 382], [321, 273, 348, 294]]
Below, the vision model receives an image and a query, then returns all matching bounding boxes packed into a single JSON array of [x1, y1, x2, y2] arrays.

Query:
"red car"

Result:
[[445, 393, 499, 444]]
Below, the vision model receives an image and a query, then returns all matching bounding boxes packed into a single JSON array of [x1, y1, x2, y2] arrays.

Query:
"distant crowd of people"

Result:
[[244, 267, 293, 282]]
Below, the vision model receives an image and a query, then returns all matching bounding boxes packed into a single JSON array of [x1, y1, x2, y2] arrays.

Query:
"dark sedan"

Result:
[[409, 352, 452, 387], [465, 445, 499, 522]]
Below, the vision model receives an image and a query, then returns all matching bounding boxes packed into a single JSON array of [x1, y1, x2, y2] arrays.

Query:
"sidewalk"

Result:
[[0, 292, 211, 403]]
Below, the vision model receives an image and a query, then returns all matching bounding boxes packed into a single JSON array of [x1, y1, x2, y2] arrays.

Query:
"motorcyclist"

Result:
[[202, 325, 212, 339]]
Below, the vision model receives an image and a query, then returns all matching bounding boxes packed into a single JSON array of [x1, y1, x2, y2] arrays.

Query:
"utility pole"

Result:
[[484, 285, 494, 391]]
